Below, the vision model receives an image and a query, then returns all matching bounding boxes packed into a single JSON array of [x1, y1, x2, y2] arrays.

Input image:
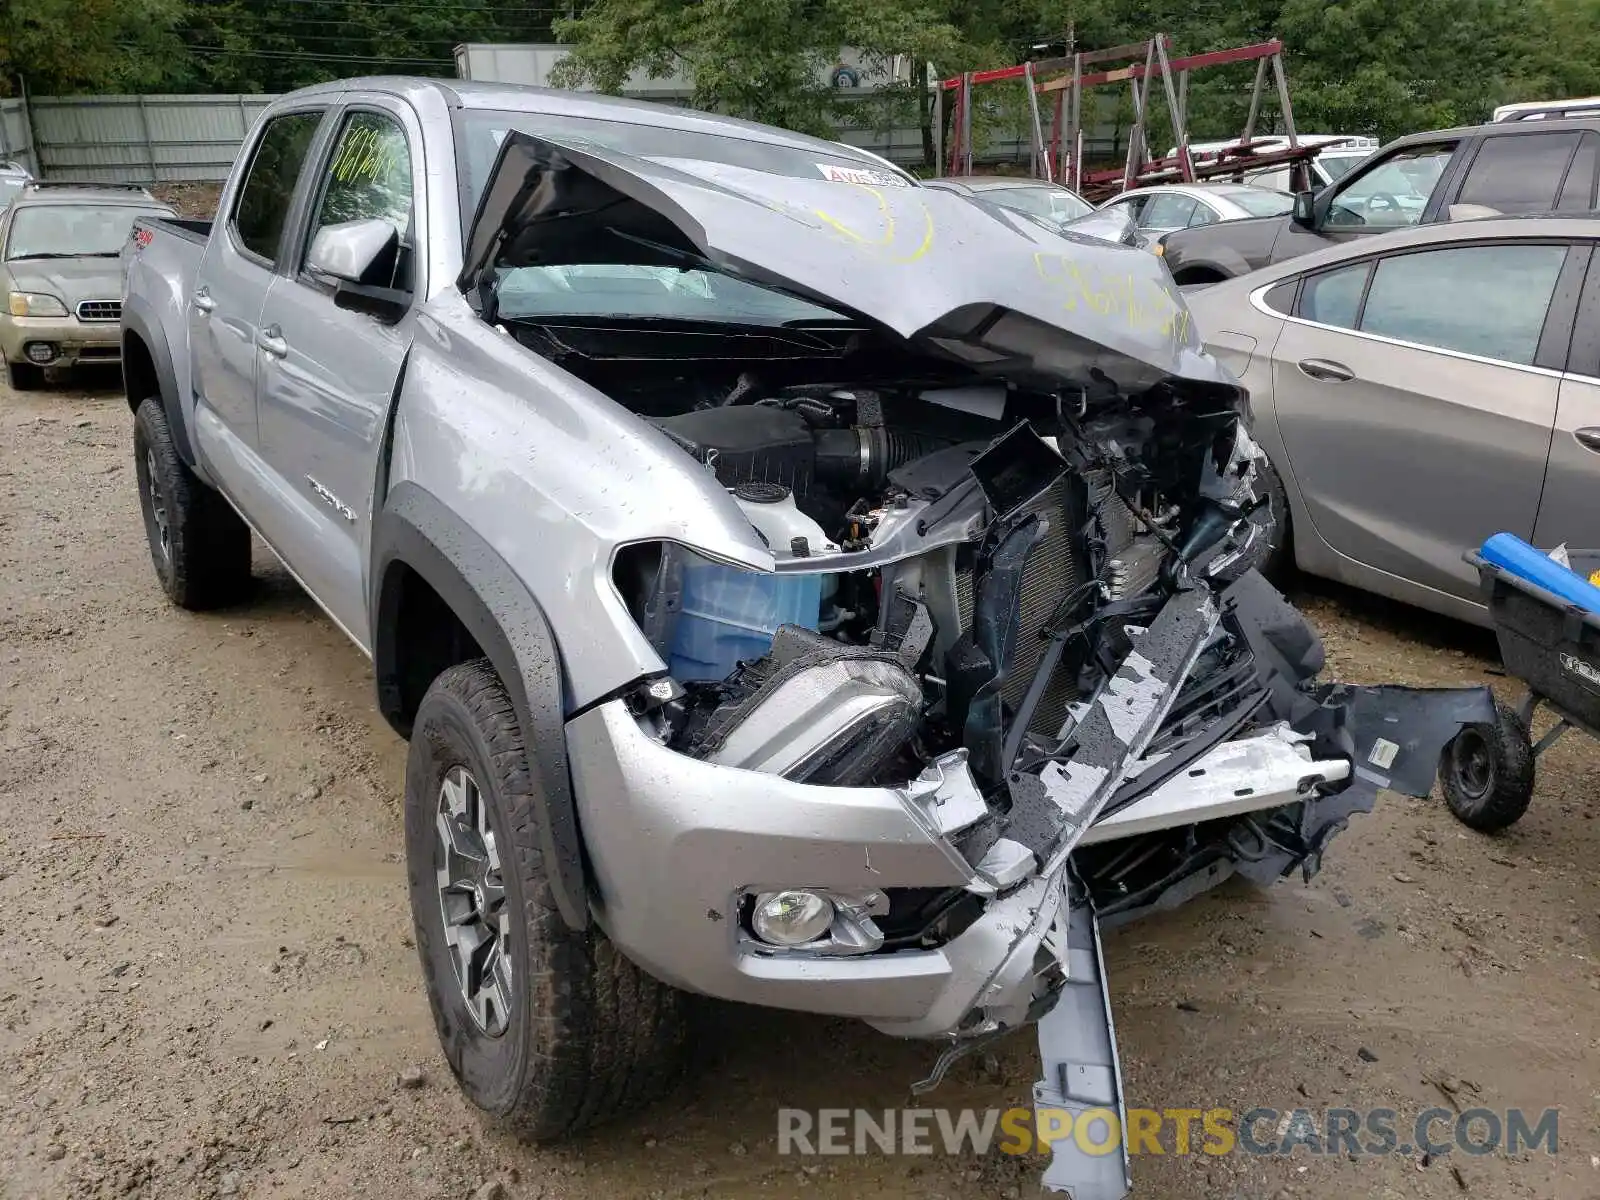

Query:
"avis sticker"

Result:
[[815, 163, 909, 188], [1367, 738, 1400, 769]]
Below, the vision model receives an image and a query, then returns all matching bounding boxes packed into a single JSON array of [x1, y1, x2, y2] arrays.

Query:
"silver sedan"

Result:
[[1099, 182, 1296, 236], [1186, 215, 1600, 625]]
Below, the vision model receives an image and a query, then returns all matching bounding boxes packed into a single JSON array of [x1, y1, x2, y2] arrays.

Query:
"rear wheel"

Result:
[[5, 361, 45, 391], [1440, 703, 1535, 832], [133, 396, 253, 609], [406, 660, 688, 1139]]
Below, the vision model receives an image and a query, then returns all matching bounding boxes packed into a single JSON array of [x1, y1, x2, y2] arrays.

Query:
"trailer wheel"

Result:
[[1440, 703, 1535, 832]]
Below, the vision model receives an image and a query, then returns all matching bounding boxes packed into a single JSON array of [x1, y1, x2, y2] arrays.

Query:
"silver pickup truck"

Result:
[[120, 77, 1494, 1196]]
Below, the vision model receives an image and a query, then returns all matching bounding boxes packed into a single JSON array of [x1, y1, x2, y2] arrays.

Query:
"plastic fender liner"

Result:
[[1314, 682, 1498, 798], [372, 481, 589, 930]]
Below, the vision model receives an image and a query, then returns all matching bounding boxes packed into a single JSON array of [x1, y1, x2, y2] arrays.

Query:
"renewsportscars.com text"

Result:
[[777, 1106, 1559, 1158]]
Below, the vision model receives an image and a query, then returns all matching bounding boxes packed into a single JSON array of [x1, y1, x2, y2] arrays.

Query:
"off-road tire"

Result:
[[1440, 703, 1535, 832], [6, 361, 45, 391], [1214, 453, 1292, 584], [133, 396, 253, 609], [406, 659, 687, 1139]]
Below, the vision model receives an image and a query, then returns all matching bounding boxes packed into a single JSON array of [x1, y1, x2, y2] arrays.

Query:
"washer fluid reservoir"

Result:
[[667, 484, 831, 682]]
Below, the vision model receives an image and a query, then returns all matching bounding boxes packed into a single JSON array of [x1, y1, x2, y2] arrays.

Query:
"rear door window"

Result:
[[1302, 244, 1567, 364], [1457, 132, 1583, 214], [1358, 244, 1565, 363], [233, 111, 324, 264]]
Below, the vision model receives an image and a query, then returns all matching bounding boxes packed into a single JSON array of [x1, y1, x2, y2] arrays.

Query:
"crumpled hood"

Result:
[[462, 133, 1240, 396], [4, 257, 123, 310]]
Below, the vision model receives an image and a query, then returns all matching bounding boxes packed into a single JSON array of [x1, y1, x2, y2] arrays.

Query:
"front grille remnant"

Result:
[[77, 300, 121, 322]]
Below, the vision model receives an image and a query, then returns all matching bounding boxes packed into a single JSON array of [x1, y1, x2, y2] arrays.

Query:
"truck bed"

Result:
[[150, 217, 213, 243], [123, 215, 212, 448]]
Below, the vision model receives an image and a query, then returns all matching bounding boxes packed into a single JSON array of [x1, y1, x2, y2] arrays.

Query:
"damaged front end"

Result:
[[464, 134, 1496, 1199]]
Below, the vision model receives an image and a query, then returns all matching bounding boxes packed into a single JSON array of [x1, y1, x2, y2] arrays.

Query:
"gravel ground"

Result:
[[3, 373, 1599, 1200]]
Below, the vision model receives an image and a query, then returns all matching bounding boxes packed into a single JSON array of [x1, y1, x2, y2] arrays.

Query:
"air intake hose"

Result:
[[813, 427, 951, 487]]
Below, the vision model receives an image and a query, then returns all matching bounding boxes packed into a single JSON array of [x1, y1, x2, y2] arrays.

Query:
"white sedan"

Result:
[[1098, 182, 1295, 237]]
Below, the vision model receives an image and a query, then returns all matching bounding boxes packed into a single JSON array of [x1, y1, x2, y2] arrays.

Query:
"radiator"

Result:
[[957, 476, 1119, 735]]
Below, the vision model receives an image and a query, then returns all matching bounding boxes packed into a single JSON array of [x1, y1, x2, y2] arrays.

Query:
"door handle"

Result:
[[1576, 427, 1600, 454], [1297, 358, 1355, 383], [192, 287, 215, 315], [256, 325, 288, 359]]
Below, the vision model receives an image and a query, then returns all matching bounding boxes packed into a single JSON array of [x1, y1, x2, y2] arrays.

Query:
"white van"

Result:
[[1493, 97, 1600, 121]]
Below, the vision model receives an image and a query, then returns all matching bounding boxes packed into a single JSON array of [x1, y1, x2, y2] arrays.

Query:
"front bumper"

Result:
[[0, 313, 120, 367], [566, 699, 1352, 1038]]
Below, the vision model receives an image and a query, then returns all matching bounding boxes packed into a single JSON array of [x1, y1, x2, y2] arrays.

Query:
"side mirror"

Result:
[[306, 218, 411, 324], [1291, 190, 1317, 229], [306, 218, 397, 283]]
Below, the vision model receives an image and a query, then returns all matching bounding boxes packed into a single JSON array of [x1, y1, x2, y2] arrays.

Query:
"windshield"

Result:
[[455, 108, 911, 214], [979, 185, 1094, 224], [1220, 188, 1295, 217], [6, 204, 165, 260]]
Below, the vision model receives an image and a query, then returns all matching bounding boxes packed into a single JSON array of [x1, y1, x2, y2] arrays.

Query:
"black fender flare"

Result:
[[371, 481, 589, 930], [120, 296, 198, 471]]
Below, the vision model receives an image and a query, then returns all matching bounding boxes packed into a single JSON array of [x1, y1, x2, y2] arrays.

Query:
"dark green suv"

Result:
[[1161, 118, 1600, 285]]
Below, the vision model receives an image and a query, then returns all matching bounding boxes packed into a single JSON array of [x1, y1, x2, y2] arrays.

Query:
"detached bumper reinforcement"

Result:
[[1035, 892, 1130, 1200]]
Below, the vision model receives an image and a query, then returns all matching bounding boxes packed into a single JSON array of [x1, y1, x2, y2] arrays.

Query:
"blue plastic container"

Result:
[[1479, 532, 1600, 616], [667, 554, 822, 682]]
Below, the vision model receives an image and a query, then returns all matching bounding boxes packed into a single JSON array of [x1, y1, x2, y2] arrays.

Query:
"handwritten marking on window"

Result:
[[331, 121, 406, 187]]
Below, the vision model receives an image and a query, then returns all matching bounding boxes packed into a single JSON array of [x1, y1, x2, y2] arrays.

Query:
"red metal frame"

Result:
[[936, 36, 1314, 197]]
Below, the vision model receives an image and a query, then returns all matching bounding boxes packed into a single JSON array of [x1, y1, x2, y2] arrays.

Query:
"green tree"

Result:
[[160, 0, 561, 94], [551, 0, 978, 139], [1, 0, 187, 94]]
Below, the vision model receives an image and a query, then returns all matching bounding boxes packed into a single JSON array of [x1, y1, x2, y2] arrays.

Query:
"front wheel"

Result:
[[1440, 703, 1535, 832], [405, 660, 687, 1139]]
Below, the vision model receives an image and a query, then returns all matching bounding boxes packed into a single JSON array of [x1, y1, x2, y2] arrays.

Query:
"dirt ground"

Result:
[[3, 373, 1599, 1200]]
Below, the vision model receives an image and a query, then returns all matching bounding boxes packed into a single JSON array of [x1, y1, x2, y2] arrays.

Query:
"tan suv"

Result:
[[0, 182, 173, 390]]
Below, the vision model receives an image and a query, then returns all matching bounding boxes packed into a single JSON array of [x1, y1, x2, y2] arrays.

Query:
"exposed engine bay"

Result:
[[469, 132, 1499, 1199], [501, 295, 1486, 923], [527, 319, 1422, 928]]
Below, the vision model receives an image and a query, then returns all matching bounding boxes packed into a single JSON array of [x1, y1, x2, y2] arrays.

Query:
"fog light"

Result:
[[24, 342, 56, 364], [751, 890, 835, 946]]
